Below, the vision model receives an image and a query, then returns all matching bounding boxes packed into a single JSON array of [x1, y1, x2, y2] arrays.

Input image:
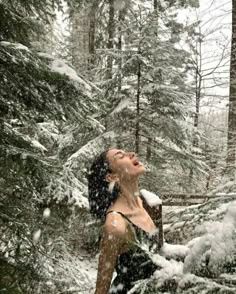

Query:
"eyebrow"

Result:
[[113, 150, 124, 157]]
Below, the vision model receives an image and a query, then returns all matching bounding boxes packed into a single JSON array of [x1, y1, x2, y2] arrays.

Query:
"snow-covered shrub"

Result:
[[132, 196, 236, 293]]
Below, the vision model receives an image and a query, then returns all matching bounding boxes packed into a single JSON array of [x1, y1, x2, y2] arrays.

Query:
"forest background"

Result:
[[0, 0, 236, 293]]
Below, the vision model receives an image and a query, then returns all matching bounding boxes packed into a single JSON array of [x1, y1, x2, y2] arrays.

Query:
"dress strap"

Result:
[[106, 210, 134, 226], [106, 211, 156, 243]]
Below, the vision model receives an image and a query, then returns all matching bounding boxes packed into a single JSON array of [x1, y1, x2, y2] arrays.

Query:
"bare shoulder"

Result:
[[103, 211, 128, 237]]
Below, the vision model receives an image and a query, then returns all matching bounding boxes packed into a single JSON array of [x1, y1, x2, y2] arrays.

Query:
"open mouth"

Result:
[[133, 159, 141, 166]]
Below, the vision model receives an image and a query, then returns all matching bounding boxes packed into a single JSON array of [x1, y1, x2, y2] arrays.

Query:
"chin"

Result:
[[122, 165, 146, 179], [137, 165, 146, 176]]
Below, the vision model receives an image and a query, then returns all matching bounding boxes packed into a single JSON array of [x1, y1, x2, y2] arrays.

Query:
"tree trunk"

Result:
[[106, 0, 115, 80], [193, 36, 203, 147], [226, 0, 236, 169], [193, 66, 202, 147], [71, 6, 90, 74], [135, 59, 141, 154], [153, 0, 158, 11], [88, 1, 97, 67], [190, 39, 202, 183], [145, 0, 159, 161], [117, 7, 126, 95], [146, 137, 152, 161]]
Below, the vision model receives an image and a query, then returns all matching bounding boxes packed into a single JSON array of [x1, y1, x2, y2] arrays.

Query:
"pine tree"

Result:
[[0, 0, 68, 45], [102, 0, 204, 192], [0, 40, 101, 292]]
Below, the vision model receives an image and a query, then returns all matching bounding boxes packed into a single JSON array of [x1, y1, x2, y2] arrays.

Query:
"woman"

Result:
[[88, 148, 160, 294]]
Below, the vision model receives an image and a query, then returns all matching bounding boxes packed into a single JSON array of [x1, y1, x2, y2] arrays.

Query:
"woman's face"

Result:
[[106, 148, 146, 181]]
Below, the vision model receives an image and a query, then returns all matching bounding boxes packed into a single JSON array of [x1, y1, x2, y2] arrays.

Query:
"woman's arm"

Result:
[[95, 220, 126, 294]]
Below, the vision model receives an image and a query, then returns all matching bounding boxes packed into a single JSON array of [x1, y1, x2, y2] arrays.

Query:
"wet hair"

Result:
[[87, 150, 120, 220]]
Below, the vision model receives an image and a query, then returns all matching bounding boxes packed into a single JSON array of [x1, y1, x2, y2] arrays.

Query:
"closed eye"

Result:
[[117, 152, 125, 159], [114, 151, 125, 159]]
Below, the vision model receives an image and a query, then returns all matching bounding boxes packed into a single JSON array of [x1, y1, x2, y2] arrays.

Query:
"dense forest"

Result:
[[0, 0, 236, 293]]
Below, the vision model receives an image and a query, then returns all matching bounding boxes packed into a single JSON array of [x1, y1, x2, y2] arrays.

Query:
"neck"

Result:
[[116, 178, 141, 210]]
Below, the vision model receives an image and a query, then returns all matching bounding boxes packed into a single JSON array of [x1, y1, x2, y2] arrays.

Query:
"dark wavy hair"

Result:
[[87, 150, 120, 219]]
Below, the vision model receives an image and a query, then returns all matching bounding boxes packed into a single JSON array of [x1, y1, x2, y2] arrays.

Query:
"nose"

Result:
[[128, 151, 135, 158]]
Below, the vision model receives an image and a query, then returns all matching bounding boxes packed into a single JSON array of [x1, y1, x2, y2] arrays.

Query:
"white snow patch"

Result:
[[184, 201, 236, 274], [163, 206, 186, 215], [160, 242, 189, 259], [67, 131, 116, 164], [71, 188, 89, 208], [140, 189, 162, 206], [37, 122, 59, 142], [209, 202, 229, 217], [111, 98, 131, 115], [1, 41, 30, 51], [172, 221, 186, 229], [43, 208, 51, 219], [33, 229, 41, 243], [53, 253, 98, 293], [14, 43, 30, 51], [37, 52, 54, 59], [9, 118, 22, 126], [152, 254, 183, 284], [186, 236, 202, 248], [163, 223, 172, 232], [51, 59, 92, 91], [31, 139, 48, 151]]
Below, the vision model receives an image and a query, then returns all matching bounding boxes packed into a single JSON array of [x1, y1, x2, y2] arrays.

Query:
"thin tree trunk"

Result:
[[193, 69, 202, 146], [153, 0, 158, 11], [226, 0, 236, 169], [146, 137, 152, 161], [88, 1, 97, 67], [145, 0, 159, 161], [194, 68, 200, 128], [135, 59, 141, 154], [71, 6, 90, 74], [117, 7, 126, 95], [189, 68, 202, 183], [106, 0, 115, 80], [190, 39, 202, 184], [193, 37, 202, 147]]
